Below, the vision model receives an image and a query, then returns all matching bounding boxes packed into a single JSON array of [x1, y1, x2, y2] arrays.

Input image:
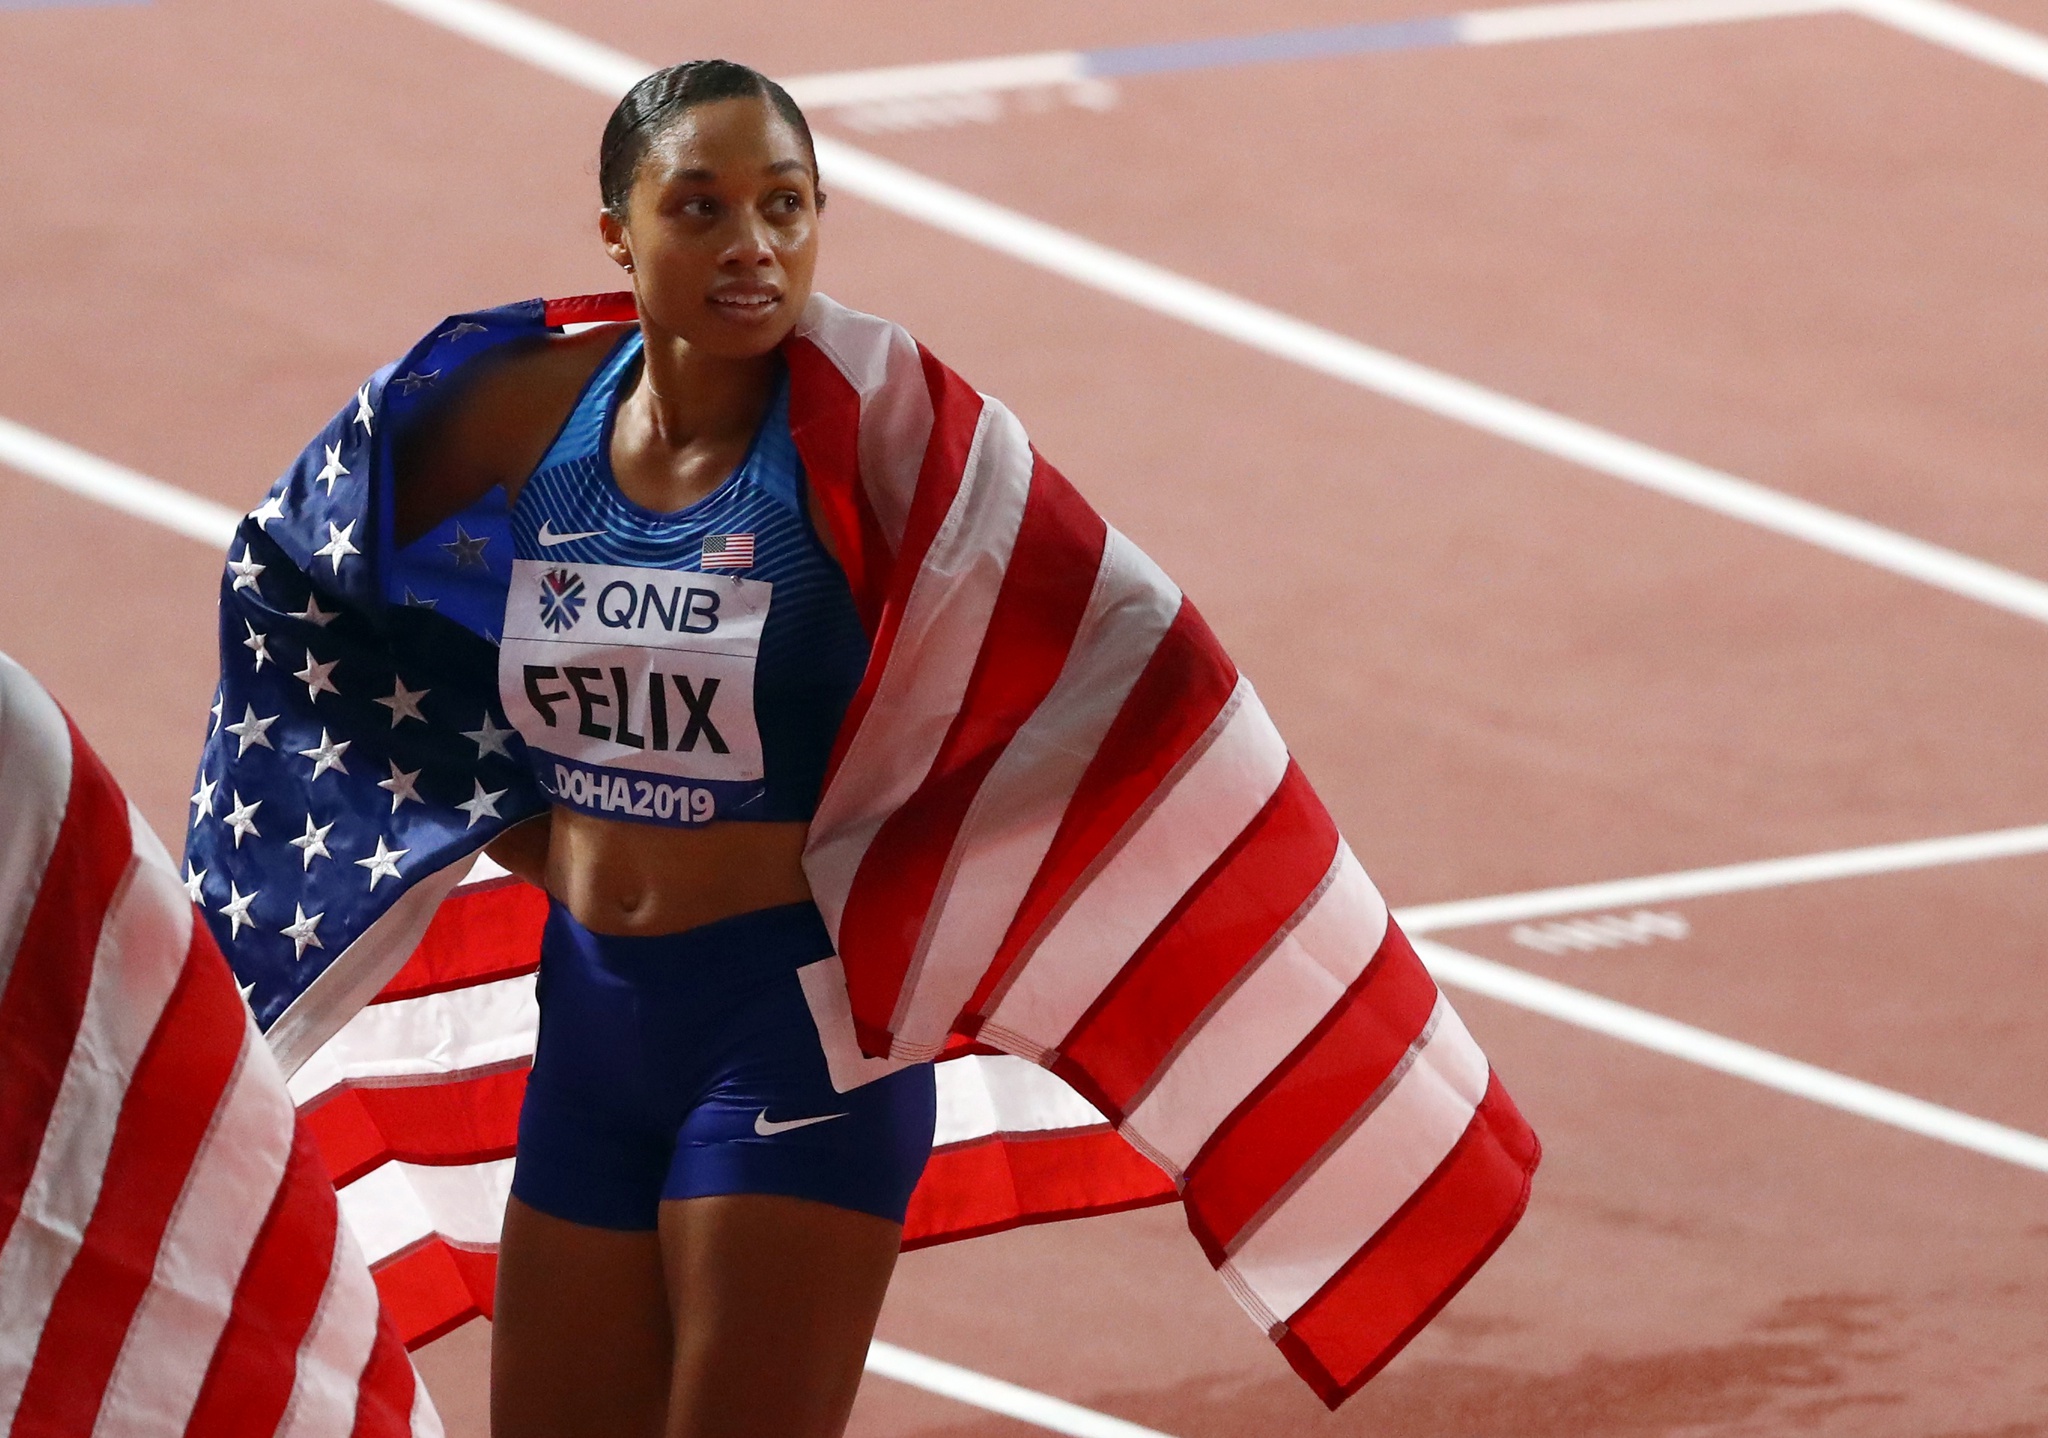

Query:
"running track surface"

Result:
[[3, 0, 2046, 1433]]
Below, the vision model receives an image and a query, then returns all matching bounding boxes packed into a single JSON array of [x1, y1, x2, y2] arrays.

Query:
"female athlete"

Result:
[[392, 60, 927, 1438]]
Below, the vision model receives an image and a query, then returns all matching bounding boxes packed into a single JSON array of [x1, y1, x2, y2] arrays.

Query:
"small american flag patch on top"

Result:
[[701, 533, 755, 569]]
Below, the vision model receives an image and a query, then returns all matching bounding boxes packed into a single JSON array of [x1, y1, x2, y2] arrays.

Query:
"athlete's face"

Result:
[[602, 97, 821, 359]]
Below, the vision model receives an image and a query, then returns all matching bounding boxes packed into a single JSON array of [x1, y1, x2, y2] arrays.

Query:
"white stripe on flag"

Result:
[[1124, 846, 1388, 1175], [806, 400, 1035, 926], [984, 680, 1290, 1052], [0, 652, 73, 996], [288, 974, 539, 1106], [92, 1024, 295, 1437], [1220, 996, 1489, 1326], [337, 1159, 517, 1269], [0, 844, 190, 1433], [276, 1215, 388, 1438], [796, 296, 934, 550], [934, 1055, 1107, 1148], [892, 532, 1183, 1054]]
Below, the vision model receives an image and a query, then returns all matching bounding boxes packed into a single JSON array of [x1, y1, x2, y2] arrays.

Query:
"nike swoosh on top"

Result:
[[537, 520, 606, 546], [754, 1110, 848, 1137]]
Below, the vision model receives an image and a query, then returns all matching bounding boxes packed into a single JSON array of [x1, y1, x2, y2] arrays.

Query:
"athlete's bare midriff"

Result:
[[396, 322, 821, 938]]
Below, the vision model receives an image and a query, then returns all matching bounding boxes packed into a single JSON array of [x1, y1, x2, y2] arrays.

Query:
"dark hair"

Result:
[[599, 60, 821, 217]]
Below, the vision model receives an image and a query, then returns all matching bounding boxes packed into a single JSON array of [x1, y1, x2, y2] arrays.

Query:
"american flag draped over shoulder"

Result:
[[0, 653, 439, 1436], [187, 291, 1538, 1409]]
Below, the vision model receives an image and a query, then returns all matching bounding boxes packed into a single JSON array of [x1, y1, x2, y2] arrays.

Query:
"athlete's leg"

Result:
[[657, 1193, 902, 1438], [492, 1196, 672, 1438]]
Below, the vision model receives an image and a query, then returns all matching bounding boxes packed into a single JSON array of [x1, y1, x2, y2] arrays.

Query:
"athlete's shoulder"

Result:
[[391, 321, 634, 545]]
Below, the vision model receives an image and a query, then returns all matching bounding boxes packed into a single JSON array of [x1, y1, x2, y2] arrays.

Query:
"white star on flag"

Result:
[[295, 651, 340, 701], [356, 836, 408, 889], [251, 493, 287, 530], [190, 774, 217, 824], [242, 620, 272, 672], [441, 523, 490, 570], [228, 549, 265, 593], [462, 713, 515, 759], [224, 791, 263, 848], [394, 369, 440, 395], [183, 862, 206, 904], [354, 384, 374, 435], [377, 677, 430, 727], [219, 881, 259, 939], [315, 520, 360, 572], [297, 728, 350, 780], [439, 320, 488, 340], [209, 691, 223, 733], [378, 761, 423, 813], [281, 903, 326, 960], [225, 704, 278, 757], [288, 814, 335, 870], [457, 780, 509, 829], [316, 442, 349, 494], [290, 594, 339, 628]]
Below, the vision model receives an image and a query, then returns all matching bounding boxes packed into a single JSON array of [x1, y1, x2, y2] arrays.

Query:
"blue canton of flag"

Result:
[[185, 303, 555, 1033]]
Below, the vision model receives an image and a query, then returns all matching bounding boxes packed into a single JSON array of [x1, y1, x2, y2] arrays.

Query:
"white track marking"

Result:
[[866, 1343, 1176, 1438], [1419, 939, 2048, 1173], [806, 140, 2048, 627], [370, 0, 644, 91], [0, 415, 238, 549], [1459, 0, 1842, 43], [1851, 0, 2048, 83], [1396, 821, 2048, 933], [784, 53, 1082, 108]]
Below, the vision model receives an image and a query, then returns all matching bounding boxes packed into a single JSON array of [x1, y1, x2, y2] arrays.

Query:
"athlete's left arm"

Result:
[[484, 812, 552, 888]]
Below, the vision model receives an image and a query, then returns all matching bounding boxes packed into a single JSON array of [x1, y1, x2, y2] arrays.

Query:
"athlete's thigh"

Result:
[[493, 1196, 672, 1438], [658, 1193, 902, 1438]]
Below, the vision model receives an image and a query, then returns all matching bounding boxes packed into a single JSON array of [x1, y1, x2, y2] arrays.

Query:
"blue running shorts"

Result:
[[511, 899, 937, 1231]]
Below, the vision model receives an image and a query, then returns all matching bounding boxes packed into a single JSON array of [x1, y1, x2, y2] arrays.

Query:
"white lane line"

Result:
[[0, 415, 239, 550], [1419, 938, 2048, 1173], [1458, 0, 1841, 44], [785, 52, 1082, 109], [867, 1343, 1175, 1438], [1395, 820, 2048, 933], [361, 0, 2048, 630], [805, 141, 2048, 628], [1851, 0, 2048, 84]]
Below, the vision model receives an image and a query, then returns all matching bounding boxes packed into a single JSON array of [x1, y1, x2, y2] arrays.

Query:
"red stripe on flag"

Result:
[[783, 336, 891, 633], [0, 720, 128, 1257], [374, 878, 544, 1003], [836, 459, 1107, 1047], [185, 1124, 343, 1437], [12, 918, 245, 1435], [304, 1064, 528, 1187], [1272, 1076, 1539, 1408], [1055, 762, 1336, 1114], [542, 291, 636, 327], [348, 1306, 423, 1438], [902, 1128, 1178, 1249], [1181, 921, 1439, 1255], [373, 1238, 500, 1349], [964, 601, 1238, 1021], [816, 349, 987, 811]]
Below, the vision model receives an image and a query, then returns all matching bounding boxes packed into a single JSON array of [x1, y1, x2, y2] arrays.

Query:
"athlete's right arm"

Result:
[[390, 324, 632, 547]]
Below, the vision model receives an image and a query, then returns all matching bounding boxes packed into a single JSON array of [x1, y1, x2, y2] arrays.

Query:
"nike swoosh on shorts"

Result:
[[537, 520, 606, 546], [754, 1109, 848, 1137]]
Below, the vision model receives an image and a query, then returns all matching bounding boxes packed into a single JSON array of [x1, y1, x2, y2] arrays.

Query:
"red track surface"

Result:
[[3, 1, 2045, 1433]]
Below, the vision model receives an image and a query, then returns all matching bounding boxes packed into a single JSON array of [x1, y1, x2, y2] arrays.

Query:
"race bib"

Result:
[[500, 559, 771, 824]]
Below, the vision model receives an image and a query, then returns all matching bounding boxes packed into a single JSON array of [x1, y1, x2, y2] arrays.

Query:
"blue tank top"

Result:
[[495, 329, 870, 827]]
